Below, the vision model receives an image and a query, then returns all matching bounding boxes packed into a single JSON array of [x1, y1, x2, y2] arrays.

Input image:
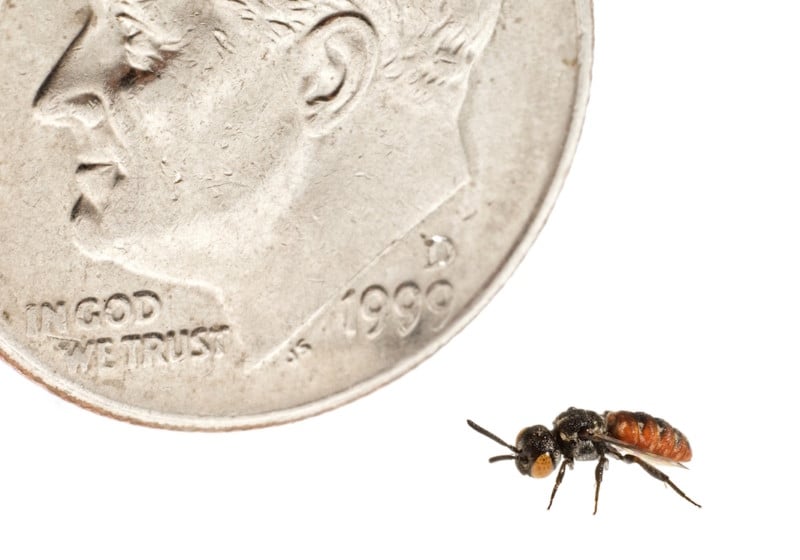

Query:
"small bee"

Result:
[[467, 407, 700, 514]]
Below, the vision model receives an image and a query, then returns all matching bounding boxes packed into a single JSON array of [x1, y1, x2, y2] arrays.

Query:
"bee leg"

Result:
[[611, 450, 701, 508], [547, 457, 573, 510], [593, 454, 609, 515]]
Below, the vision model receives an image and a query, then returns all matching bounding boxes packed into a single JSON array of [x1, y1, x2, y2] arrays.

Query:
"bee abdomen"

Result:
[[604, 411, 692, 462]]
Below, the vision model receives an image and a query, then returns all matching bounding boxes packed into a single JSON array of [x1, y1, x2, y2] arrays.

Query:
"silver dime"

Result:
[[0, 0, 592, 429]]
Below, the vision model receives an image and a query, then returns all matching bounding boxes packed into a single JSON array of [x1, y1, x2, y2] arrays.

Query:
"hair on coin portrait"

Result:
[[33, 0, 503, 361]]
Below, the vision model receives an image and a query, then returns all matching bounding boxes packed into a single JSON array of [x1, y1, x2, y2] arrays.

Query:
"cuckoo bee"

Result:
[[467, 407, 700, 514]]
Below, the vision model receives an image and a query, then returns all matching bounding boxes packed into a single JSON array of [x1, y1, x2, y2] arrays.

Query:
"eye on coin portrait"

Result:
[[0, 0, 593, 428]]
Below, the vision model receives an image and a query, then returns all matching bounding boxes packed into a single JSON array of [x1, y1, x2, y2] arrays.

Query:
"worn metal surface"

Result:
[[0, 0, 592, 429]]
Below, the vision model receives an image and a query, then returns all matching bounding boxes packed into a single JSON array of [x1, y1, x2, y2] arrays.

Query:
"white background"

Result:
[[2, 2, 799, 558]]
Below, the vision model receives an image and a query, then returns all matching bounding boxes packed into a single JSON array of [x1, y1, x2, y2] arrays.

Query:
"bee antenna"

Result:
[[489, 454, 516, 463], [467, 419, 520, 454]]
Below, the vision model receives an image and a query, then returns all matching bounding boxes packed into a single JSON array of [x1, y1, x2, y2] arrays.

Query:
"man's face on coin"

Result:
[[35, 0, 303, 262], [33, 0, 504, 358]]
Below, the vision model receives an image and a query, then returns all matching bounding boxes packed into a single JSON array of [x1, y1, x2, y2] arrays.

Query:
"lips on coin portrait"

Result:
[[0, 0, 593, 429]]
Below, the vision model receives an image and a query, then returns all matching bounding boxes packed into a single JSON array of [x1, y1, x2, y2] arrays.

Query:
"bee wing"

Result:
[[592, 433, 689, 469]]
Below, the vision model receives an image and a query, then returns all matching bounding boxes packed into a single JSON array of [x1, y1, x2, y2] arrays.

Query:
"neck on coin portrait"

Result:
[[33, 0, 502, 362]]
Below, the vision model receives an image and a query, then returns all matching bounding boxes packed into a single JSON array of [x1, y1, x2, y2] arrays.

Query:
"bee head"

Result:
[[513, 425, 561, 478], [467, 419, 561, 478]]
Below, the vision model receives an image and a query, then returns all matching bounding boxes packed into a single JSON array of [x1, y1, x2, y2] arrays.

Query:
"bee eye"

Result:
[[530, 453, 555, 478]]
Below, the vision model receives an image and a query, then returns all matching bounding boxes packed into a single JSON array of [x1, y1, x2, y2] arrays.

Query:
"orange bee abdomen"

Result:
[[604, 411, 692, 462]]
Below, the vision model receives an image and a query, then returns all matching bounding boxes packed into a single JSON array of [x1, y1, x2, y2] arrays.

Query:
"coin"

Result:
[[0, 0, 592, 429]]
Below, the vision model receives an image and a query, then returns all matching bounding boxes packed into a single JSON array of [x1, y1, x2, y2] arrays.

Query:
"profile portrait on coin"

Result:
[[33, 0, 503, 360]]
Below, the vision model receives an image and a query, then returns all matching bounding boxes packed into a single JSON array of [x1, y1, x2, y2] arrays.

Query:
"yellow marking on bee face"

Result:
[[531, 453, 554, 478]]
